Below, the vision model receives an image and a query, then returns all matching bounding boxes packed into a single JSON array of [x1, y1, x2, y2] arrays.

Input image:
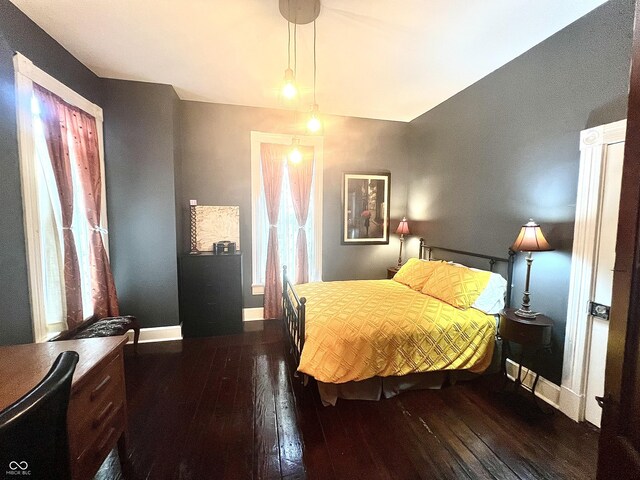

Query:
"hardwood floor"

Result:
[[95, 320, 598, 479]]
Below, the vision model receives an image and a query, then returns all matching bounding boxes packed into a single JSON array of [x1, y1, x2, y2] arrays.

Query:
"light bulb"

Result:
[[289, 147, 302, 164], [306, 104, 322, 133], [307, 116, 321, 132], [282, 82, 297, 99], [289, 138, 302, 163], [282, 68, 297, 99]]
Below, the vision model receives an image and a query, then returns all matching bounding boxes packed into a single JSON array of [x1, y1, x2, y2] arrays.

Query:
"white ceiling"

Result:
[[12, 0, 608, 122]]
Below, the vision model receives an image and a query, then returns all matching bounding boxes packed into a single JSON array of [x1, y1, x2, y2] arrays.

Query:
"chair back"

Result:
[[0, 351, 79, 480]]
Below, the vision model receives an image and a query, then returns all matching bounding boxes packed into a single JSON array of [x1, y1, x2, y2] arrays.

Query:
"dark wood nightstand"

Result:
[[387, 266, 400, 279], [499, 308, 553, 397]]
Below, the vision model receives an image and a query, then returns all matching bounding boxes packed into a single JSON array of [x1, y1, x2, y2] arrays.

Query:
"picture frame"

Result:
[[190, 205, 240, 253], [342, 172, 390, 244]]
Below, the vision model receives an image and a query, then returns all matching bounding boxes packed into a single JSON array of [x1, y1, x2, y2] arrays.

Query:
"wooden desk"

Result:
[[0, 337, 128, 479]]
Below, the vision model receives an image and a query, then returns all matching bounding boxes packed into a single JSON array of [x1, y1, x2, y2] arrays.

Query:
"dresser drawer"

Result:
[[72, 403, 126, 480], [68, 352, 126, 459]]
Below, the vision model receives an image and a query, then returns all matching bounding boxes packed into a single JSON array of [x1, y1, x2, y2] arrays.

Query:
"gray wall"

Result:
[[406, 0, 634, 383], [178, 102, 410, 307], [173, 94, 184, 255], [0, 0, 103, 345], [103, 79, 180, 327]]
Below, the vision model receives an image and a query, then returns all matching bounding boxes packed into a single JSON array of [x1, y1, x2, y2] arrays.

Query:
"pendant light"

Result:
[[278, 0, 322, 113], [281, 13, 298, 100], [306, 19, 323, 133], [289, 137, 302, 163]]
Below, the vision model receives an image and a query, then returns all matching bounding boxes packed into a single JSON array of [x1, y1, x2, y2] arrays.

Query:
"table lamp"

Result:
[[396, 217, 410, 267], [510, 219, 553, 318]]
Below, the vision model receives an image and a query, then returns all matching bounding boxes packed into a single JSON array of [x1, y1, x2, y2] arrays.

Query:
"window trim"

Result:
[[13, 52, 107, 342], [250, 131, 323, 295]]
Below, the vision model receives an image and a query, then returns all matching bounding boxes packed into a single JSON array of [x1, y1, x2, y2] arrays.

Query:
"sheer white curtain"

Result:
[[32, 94, 66, 331]]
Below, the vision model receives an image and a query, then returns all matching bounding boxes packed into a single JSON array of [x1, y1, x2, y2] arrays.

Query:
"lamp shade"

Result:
[[395, 217, 410, 235], [511, 219, 553, 252]]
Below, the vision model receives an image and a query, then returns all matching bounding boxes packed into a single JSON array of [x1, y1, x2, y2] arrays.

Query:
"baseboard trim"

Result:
[[125, 325, 182, 344], [505, 359, 561, 409], [558, 385, 584, 422], [243, 307, 264, 322], [125, 307, 265, 345]]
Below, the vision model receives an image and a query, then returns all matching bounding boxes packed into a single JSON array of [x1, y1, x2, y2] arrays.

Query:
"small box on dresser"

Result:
[[179, 252, 243, 337]]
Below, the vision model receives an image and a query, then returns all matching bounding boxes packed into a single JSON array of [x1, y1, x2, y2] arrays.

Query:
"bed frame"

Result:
[[282, 239, 515, 377]]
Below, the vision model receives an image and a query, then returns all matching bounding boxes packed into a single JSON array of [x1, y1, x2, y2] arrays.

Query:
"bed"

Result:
[[282, 239, 514, 405]]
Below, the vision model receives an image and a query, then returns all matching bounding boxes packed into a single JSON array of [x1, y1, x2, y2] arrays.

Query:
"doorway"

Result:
[[560, 119, 626, 425]]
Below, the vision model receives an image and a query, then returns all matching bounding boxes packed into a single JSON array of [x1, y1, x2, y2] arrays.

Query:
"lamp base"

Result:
[[514, 307, 538, 319], [397, 235, 405, 268]]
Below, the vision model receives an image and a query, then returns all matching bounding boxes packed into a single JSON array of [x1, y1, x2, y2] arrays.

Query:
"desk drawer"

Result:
[[68, 352, 126, 459], [73, 403, 126, 480]]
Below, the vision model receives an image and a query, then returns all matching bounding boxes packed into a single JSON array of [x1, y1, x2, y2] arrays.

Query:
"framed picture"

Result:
[[342, 172, 390, 244], [190, 205, 240, 253]]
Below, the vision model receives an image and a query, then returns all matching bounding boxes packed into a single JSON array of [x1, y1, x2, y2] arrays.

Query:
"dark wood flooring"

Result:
[[95, 320, 598, 480]]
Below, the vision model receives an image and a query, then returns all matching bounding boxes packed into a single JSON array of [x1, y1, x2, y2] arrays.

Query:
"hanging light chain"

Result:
[[287, 19, 291, 69], [306, 17, 322, 134], [313, 19, 317, 105], [281, 0, 297, 100], [294, 22, 297, 77]]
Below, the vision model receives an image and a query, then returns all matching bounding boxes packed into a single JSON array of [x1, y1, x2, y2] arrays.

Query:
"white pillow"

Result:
[[447, 262, 507, 314], [471, 271, 507, 314]]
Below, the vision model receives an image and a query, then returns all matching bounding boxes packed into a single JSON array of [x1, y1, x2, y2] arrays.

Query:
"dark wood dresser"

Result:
[[0, 336, 128, 479], [180, 252, 243, 337]]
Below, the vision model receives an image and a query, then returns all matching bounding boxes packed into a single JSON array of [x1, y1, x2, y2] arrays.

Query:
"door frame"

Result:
[[559, 119, 627, 421]]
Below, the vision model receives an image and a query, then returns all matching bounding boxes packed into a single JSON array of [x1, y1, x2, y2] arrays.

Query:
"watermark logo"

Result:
[[5, 461, 30, 476]]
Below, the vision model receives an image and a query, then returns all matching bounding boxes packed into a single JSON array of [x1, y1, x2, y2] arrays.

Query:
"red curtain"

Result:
[[261, 143, 286, 319], [34, 84, 119, 327], [34, 84, 83, 328], [288, 146, 314, 284], [67, 108, 120, 318]]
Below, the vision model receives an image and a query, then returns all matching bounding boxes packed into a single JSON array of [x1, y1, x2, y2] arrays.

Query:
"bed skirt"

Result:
[[316, 337, 502, 406]]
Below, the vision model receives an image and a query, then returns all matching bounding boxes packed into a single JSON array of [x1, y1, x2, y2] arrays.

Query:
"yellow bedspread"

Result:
[[295, 280, 496, 384]]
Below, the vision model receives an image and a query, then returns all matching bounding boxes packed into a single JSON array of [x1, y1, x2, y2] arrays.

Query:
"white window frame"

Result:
[[13, 52, 107, 342], [250, 131, 323, 295]]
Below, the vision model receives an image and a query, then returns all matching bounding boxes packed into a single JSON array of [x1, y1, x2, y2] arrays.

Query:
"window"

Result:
[[250, 132, 323, 294], [14, 53, 108, 341]]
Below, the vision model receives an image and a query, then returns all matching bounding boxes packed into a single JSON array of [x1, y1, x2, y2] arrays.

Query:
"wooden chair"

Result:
[[0, 351, 79, 480]]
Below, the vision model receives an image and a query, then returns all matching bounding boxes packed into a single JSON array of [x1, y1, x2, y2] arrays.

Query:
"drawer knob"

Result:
[[90, 375, 112, 400], [96, 427, 116, 455], [92, 401, 115, 428]]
